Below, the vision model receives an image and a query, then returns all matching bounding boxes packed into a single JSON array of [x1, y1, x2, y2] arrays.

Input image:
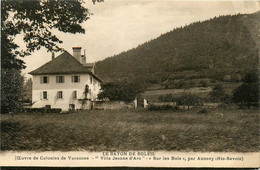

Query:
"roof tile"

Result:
[[29, 51, 92, 75]]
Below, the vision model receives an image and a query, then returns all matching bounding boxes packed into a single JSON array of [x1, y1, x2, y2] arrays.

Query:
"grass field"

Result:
[[143, 87, 212, 102], [1, 108, 259, 152], [142, 81, 241, 102]]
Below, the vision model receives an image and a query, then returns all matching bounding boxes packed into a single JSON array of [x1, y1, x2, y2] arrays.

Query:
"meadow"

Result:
[[142, 81, 241, 102], [1, 108, 258, 152]]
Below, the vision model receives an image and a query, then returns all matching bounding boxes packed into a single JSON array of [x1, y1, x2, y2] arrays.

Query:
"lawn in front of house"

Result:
[[1, 108, 258, 152]]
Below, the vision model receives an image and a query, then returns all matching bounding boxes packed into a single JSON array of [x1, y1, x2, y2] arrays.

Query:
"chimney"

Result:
[[81, 49, 86, 64], [52, 52, 55, 60], [72, 47, 82, 62]]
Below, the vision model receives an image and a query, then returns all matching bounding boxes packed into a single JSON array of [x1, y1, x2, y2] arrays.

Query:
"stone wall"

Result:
[[82, 100, 92, 110], [94, 101, 134, 110]]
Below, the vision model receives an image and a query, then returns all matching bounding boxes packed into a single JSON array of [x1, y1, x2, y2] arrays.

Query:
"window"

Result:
[[71, 75, 80, 83], [43, 76, 48, 83], [90, 77, 93, 84], [43, 91, 48, 99], [93, 80, 96, 90], [40, 76, 49, 84], [73, 91, 77, 99], [57, 91, 63, 99], [56, 76, 64, 83]]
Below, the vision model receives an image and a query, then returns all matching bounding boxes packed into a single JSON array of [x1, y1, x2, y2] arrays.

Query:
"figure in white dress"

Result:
[[144, 99, 148, 109], [134, 98, 138, 108]]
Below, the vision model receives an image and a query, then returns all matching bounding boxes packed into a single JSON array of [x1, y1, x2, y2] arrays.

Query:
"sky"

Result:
[[17, 0, 260, 78]]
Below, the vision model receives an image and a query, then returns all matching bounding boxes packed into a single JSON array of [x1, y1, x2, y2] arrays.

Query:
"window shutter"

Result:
[[78, 76, 80, 83], [71, 76, 73, 83], [40, 91, 42, 100], [40, 76, 43, 84], [63, 76, 65, 83], [47, 76, 49, 83], [47, 91, 49, 99], [56, 76, 58, 83], [57, 91, 59, 99]]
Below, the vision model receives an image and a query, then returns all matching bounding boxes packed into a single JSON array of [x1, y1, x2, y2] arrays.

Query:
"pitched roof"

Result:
[[83, 63, 95, 68], [29, 51, 103, 82]]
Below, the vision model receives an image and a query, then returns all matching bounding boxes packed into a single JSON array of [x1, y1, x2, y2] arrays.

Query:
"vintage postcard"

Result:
[[1, 0, 259, 168]]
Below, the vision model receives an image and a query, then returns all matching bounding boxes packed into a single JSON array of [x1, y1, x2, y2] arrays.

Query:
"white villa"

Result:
[[29, 47, 103, 111]]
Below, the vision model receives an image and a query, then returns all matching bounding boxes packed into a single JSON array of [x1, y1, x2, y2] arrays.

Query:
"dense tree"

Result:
[[98, 81, 140, 102], [233, 71, 259, 107], [2, 0, 102, 68], [242, 71, 259, 84], [1, 0, 102, 113], [1, 69, 24, 113], [96, 12, 259, 84], [176, 93, 202, 111], [209, 84, 230, 103], [23, 78, 32, 103]]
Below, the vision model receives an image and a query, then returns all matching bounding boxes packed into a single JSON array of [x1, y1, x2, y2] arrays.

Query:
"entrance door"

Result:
[[69, 104, 75, 111]]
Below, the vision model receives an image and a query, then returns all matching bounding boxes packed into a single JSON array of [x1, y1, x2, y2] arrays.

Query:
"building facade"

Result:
[[29, 47, 103, 111]]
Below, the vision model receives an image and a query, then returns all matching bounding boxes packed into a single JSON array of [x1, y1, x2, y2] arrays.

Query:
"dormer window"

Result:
[[71, 75, 80, 83]]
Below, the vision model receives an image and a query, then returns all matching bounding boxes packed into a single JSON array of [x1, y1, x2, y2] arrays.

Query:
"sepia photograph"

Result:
[[1, 0, 259, 168]]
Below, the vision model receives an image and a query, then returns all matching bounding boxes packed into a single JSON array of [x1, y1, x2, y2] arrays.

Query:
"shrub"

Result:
[[210, 79, 216, 83], [158, 94, 174, 102], [198, 108, 208, 114], [189, 80, 196, 86], [176, 93, 202, 110], [233, 71, 259, 107], [161, 79, 174, 89], [209, 84, 230, 103], [223, 75, 231, 82], [98, 81, 140, 102], [22, 108, 62, 113], [161, 79, 187, 89], [199, 80, 208, 87], [175, 80, 187, 89], [148, 104, 178, 111], [230, 74, 241, 82], [242, 71, 258, 83]]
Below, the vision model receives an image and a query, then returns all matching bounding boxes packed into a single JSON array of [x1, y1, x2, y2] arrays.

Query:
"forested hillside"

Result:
[[96, 12, 259, 85]]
